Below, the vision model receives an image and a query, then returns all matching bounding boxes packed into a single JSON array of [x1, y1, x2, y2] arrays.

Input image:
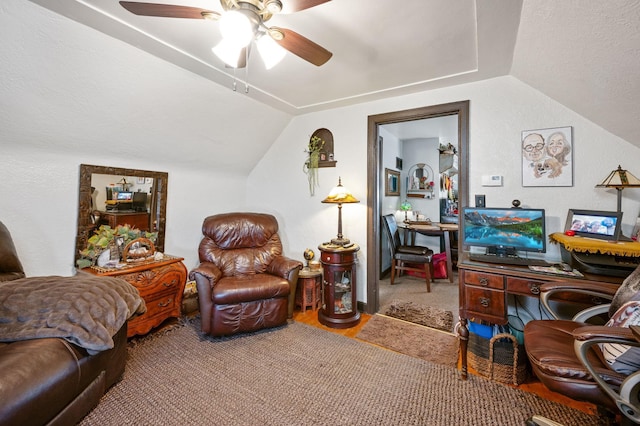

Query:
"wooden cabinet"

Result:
[[85, 256, 187, 337], [318, 243, 360, 328]]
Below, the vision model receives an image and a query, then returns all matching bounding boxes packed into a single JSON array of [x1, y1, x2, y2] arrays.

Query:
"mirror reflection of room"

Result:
[[90, 174, 153, 232]]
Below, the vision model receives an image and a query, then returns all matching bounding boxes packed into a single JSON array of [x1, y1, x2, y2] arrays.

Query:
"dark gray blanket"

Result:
[[0, 275, 146, 354]]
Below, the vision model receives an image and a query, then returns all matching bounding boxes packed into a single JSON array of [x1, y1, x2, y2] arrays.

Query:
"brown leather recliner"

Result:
[[189, 213, 303, 337]]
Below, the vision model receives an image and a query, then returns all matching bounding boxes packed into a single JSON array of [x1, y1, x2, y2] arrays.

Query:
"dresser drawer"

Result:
[[124, 266, 183, 297], [465, 286, 506, 322], [142, 293, 178, 317], [506, 277, 544, 296], [462, 270, 504, 290], [321, 251, 356, 264]]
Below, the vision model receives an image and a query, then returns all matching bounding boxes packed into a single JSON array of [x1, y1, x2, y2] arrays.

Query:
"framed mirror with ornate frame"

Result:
[[74, 164, 168, 265]]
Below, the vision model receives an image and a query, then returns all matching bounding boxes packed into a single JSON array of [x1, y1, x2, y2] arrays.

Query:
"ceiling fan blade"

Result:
[[119, 2, 219, 19], [272, 27, 332, 66], [280, 0, 331, 14]]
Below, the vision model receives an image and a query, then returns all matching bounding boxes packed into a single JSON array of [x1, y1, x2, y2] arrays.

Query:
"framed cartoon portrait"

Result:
[[522, 126, 573, 187]]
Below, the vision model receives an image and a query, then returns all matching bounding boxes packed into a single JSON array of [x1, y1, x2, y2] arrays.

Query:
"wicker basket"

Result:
[[122, 238, 155, 262], [468, 332, 529, 385]]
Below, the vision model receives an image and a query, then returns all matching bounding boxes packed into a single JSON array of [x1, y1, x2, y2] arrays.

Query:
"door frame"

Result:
[[365, 101, 470, 314]]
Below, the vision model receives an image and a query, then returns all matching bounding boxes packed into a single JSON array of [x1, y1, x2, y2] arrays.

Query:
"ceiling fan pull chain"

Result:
[[244, 49, 250, 93]]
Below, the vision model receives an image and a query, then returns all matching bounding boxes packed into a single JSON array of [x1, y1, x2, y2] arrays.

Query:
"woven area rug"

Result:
[[356, 314, 459, 368], [383, 300, 454, 332], [79, 319, 605, 426]]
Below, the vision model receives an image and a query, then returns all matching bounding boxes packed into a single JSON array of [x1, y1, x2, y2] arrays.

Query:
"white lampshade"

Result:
[[218, 11, 254, 48], [212, 39, 244, 67], [256, 34, 286, 69]]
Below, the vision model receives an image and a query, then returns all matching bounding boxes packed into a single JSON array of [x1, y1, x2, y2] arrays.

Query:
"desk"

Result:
[[400, 222, 458, 283], [457, 254, 623, 380]]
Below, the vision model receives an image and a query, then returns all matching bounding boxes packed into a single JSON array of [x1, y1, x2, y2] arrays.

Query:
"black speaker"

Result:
[[475, 194, 486, 208]]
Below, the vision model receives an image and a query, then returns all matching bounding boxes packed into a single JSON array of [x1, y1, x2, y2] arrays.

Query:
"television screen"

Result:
[[564, 209, 622, 241], [116, 191, 133, 201], [462, 207, 546, 253]]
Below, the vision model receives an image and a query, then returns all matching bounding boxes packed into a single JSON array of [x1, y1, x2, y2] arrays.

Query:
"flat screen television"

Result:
[[462, 207, 546, 255], [116, 191, 133, 201], [564, 209, 622, 241]]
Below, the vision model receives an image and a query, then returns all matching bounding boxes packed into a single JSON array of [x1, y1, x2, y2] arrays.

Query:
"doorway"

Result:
[[365, 101, 470, 314]]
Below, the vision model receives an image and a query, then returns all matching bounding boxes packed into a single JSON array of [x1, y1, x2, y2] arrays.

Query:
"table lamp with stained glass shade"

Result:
[[322, 177, 359, 246], [596, 165, 640, 213], [400, 199, 413, 223]]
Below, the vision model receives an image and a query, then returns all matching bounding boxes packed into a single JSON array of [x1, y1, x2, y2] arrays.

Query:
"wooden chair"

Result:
[[381, 214, 435, 291]]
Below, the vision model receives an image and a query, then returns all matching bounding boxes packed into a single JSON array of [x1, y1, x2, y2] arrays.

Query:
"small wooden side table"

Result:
[[296, 268, 322, 312]]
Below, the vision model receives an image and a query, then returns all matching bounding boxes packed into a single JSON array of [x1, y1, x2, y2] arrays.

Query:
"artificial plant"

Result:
[[76, 224, 158, 269], [303, 136, 325, 196]]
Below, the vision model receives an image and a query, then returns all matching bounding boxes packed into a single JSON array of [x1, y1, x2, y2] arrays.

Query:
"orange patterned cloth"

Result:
[[550, 232, 640, 257]]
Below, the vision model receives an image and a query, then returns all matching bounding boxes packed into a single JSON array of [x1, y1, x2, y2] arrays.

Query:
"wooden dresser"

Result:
[[84, 256, 187, 337]]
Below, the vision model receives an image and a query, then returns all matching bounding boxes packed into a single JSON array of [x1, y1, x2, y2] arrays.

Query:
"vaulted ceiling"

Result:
[[24, 0, 640, 148]]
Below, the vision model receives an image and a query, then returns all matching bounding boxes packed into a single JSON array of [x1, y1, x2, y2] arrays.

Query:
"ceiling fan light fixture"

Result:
[[264, 0, 283, 14], [256, 33, 286, 69], [218, 10, 254, 47], [212, 39, 244, 67]]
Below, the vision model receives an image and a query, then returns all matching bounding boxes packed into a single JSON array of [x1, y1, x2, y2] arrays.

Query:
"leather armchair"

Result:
[[189, 213, 303, 336], [524, 277, 640, 425]]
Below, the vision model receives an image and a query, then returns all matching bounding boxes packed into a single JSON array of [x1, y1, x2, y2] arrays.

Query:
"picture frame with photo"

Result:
[[522, 126, 573, 187], [385, 168, 400, 196]]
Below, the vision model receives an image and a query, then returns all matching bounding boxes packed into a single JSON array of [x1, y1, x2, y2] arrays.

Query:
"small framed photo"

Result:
[[385, 168, 400, 196], [522, 126, 573, 187], [396, 157, 403, 170]]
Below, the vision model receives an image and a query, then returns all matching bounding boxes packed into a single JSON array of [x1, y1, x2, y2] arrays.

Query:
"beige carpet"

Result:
[[79, 320, 605, 426], [356, 314, 459, 368]]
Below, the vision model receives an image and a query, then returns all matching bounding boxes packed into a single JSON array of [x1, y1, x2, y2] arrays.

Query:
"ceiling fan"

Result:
[[119, 1, 333, 69]]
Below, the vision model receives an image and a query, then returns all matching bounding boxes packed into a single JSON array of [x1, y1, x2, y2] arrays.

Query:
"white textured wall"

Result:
[[2, 1, 639, 299], [248, 76, 640, 304]]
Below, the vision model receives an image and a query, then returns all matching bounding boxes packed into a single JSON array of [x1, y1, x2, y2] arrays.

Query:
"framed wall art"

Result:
[[385, 168, 400, 196], [522, 126, 573, 187]]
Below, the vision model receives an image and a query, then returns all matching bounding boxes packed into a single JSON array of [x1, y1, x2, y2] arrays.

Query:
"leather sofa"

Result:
[[0, 221, 129, 426], [190, 212, 303, 336]]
